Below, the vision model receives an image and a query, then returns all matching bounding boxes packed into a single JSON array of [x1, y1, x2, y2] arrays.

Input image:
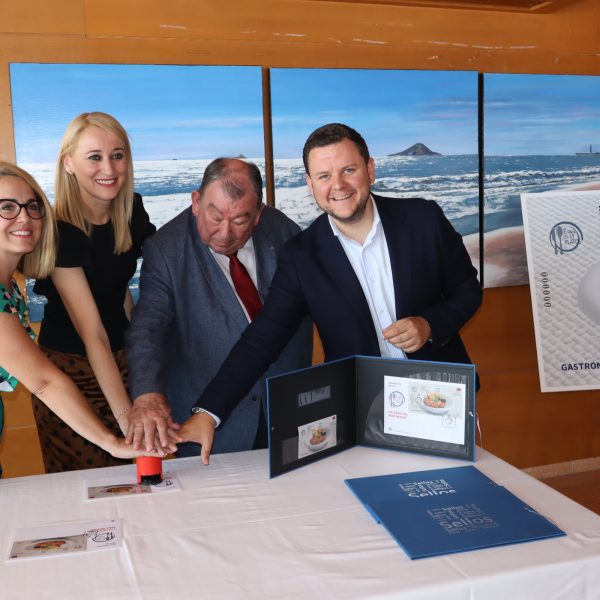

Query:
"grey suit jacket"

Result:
[[125, 205, 313, 455]]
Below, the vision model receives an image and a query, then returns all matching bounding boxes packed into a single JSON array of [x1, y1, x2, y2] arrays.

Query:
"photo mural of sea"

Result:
[[274, 154, 480, 234], [12, 65, 600, 318], [482, 154, 600, 287], [269, 67, 482, 282], [23, 158, 236, 322], [24, 150, 600, 320], [484, 73, 600, 287], [276, 152, 600, 288], [23, 153, 481, 319], [10, 62, 266, 323]]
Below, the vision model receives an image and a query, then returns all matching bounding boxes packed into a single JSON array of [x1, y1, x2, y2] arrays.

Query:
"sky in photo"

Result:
[[10, 63, 265, 162], [485, 73, 600, 155], [271, 68, 479, 158], [10, 65, 599, 162]]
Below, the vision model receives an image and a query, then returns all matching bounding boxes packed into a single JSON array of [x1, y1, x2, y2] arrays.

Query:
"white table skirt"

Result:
[[1, 446, 599, 600]]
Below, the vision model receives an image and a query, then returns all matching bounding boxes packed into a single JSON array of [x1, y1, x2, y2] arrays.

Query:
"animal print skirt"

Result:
[[31, 347, 131, 473]]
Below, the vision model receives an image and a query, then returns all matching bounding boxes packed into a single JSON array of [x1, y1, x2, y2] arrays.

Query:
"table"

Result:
[[1, 447, 599, 599]]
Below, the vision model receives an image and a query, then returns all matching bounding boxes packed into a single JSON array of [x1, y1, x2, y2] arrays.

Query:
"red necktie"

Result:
[[227, 252, 263, 321]]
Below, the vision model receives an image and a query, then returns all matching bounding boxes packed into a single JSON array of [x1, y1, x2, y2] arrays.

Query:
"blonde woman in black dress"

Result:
[[32, 112, 171, 472]]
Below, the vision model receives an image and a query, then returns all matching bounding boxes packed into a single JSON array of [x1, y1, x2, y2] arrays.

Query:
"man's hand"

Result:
[[382, 317, 431, 354], [179, 412, 217, 466], [126, 392, 182, 453]]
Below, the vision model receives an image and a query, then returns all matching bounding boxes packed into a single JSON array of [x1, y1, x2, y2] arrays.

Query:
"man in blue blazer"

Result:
[[183, 124, 482, 463], [124, 158, 313, 456]]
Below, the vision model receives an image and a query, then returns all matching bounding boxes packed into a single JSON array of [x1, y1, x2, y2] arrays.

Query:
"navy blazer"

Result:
[[200, 194, 482, 422]]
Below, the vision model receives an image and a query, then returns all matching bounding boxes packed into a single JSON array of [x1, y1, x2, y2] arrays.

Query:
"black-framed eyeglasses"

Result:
[[0, 199, 46, 220]]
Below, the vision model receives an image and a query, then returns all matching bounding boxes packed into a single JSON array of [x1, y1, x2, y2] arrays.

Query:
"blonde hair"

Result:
[[0, 162, 57, 279], [55, 112, 134, 254]]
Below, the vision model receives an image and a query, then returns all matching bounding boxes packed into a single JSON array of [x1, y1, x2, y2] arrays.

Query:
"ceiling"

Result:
[[305, 0, 581, 13]]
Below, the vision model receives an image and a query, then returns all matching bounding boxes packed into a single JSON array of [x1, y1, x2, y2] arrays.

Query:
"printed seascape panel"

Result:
[[9, 63, 264, 320], [484, 73, 600, 288], [270, 68, 480, 277]]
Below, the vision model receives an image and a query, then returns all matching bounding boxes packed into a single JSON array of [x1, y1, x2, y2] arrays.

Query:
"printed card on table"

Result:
[[84, 471, 181, 500], [383, 375, 466, 445], [7, 519, 121, 562]]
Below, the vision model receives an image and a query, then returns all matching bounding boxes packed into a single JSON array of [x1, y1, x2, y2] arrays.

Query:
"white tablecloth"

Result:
[[1, 447, 599, 599]]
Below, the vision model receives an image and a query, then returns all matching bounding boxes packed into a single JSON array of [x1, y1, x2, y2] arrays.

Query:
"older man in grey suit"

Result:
[[125, 158, 312, 456]]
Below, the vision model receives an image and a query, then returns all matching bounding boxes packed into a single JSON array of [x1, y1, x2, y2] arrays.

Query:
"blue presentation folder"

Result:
[[345, 466, 565, 559]]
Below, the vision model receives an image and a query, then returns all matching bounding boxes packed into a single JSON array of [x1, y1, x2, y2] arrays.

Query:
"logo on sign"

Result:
[[549, 221, 583, 255]]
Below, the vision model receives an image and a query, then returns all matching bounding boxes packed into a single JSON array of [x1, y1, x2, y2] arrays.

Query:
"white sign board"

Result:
[[521, 190, 600, 391]]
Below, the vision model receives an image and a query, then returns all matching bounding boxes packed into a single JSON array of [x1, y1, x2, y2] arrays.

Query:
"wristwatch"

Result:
[[190, 406, 220, 427]]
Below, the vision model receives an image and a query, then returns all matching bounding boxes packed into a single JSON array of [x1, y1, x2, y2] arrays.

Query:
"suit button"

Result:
[[251, 395, 258, 402]]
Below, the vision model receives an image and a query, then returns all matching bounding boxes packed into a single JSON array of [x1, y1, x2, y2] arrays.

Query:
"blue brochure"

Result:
[[345, 465, 565, 559]]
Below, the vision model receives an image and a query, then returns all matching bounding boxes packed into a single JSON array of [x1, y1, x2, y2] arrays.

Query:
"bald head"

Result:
[[198, 158, 263, 207], [191, 157, 265, 256]]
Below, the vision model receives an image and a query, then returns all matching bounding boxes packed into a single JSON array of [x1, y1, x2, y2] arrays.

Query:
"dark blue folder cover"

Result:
[[345, 466, 565, 559]]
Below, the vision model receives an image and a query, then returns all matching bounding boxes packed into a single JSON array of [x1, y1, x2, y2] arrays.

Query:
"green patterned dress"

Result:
[[0, 281, 36, 478]]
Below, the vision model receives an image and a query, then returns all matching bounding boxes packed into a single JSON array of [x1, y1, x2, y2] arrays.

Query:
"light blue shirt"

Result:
[[328, 200, 407, 360]]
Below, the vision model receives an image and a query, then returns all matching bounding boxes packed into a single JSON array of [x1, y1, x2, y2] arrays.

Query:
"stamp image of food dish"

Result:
[[104, 485, 135, 494], [25, 536, 85, 552], [420, 392, 452, 415], [34, 539, 67, 551], [305, 426, 330, 451]]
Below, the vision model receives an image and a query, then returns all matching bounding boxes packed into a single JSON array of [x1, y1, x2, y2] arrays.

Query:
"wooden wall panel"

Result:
[[0, 63, 15, 162], [1, 381, 45, 479], [81, 0, 599, 60], [0, 0, 599, 476], [0, 427, 45, 478], [462, 286, 600, 467], [0, 1, 598, 73], [0, 0, 85, 35], [2, 384, 37, 428], [0, 310, 44, 475]]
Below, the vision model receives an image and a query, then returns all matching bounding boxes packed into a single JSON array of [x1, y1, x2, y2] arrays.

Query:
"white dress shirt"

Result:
[[328, 200, 407, 360]]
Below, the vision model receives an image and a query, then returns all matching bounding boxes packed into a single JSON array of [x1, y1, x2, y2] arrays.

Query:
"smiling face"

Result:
[[0, 176, 43, 263], [63, 126, 128, 217], [305, 138, 375, 225], [192, 179, 263, 256]]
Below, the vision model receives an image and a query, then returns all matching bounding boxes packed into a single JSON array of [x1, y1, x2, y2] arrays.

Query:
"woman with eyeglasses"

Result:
[[0, 162, 161, 478], [32, 112, 166, 473]]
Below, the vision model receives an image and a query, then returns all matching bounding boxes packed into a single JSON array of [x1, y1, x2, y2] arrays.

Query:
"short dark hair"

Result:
[[302, 123, 370, 173], [198, 158, 263, 206]]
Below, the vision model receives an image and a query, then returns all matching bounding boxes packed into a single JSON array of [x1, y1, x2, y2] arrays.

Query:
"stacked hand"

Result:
[[109, 437, 167, 460], [125, 393, 183, 454]]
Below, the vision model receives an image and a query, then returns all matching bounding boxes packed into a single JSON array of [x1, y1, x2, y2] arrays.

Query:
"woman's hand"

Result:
[[51, 267, 136, 438], [0, 313, 172, 462], [106, 436, 168, 460], [115, 406, 132, 437]]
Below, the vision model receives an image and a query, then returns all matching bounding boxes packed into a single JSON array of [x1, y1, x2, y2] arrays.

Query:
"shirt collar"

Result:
[[328, 195, 381, 246], [208, 235, 255, 258]]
